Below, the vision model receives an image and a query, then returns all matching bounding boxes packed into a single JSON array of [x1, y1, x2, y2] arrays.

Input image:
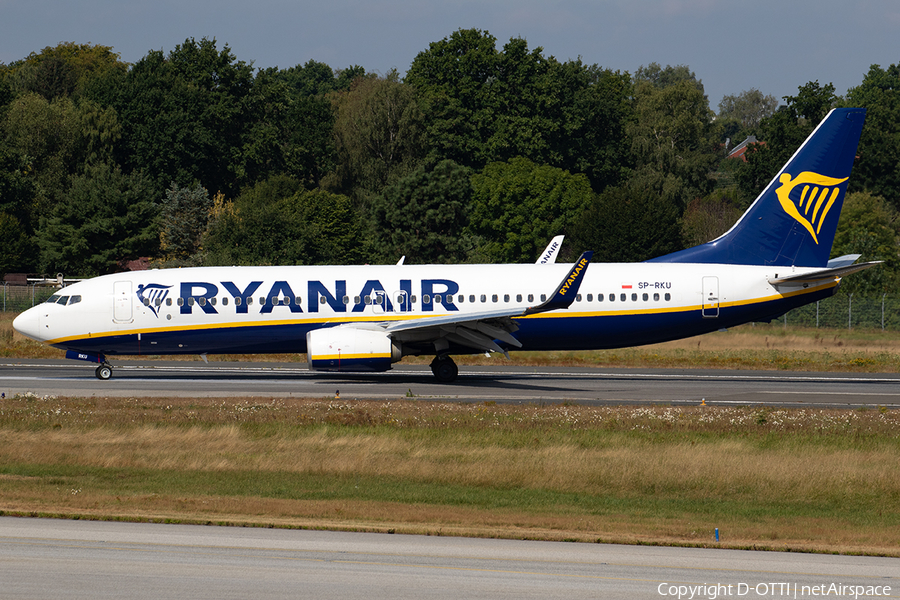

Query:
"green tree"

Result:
[[331, 72, 426, 202], [37, 163, 160, 276], [568, 180, 683, 262], [275, 60, 366, 97], [680, 189, 745, 247], [240, 67, 336, 188], [371, 160, 471, 264], [8, 42, 127, 100], [159, 182, 212, 264], [203, 178, 364, 266], [831, 191, 900, 296], [2, 93, 82, 214], [0, 146, 37, 236], [629, 68, 719, 209], [113, 38, 255, 196], [0, 212, 33, 275], [406, 29, 632, 191], [634, 62, 705, 94], [718, 88, 778, 130], [846, 63, 900, 207], [468, 157, 594, 263]]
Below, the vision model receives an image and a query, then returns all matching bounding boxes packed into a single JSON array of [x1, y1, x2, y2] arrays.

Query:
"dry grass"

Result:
[[1, 396, 898, 554]]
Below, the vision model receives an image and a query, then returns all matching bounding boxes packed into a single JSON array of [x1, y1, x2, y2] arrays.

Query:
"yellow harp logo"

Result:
[[775, 171, 848, 244]]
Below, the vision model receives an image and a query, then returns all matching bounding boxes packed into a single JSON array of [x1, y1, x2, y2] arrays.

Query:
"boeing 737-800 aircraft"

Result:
[[14, 108, 877, 382]]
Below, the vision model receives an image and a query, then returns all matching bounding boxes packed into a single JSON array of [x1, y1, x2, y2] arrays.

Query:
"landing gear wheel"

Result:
[[430, 356, 458, 383], [95, 364, 113, 380]]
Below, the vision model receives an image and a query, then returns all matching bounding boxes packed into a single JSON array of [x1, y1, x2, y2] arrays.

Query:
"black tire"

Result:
[[430, 356, 458, 383], [95, 365, 112, 380]]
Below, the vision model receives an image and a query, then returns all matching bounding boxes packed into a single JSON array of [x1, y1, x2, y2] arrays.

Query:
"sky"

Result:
[[2, 0, 898, 111]]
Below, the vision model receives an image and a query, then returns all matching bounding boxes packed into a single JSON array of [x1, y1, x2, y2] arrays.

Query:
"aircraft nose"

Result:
[[12, 306, 44, 341]]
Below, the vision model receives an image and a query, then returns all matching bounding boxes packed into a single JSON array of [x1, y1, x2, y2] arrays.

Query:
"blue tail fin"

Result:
[[650, 108, 866, 267]]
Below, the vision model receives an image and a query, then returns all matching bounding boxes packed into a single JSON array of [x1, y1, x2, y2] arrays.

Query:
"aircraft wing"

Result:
[[384, 251, 592, 356]]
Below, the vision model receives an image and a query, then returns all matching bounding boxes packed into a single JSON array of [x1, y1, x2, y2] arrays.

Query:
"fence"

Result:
[[3, 284, 900, 331], [2, 283, 58, 313], [764, 293, 900, 331]]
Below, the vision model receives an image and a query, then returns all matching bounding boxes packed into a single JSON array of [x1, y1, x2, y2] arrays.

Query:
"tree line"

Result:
[[1, 30, 898, 297]]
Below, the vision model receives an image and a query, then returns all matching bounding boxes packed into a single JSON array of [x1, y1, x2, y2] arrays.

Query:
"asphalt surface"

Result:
[[1, 518, 896, 600], [2, 359, 900, 408]]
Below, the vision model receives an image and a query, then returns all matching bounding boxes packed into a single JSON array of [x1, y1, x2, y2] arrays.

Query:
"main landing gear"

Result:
[[430, 355, 458, 383], [95, 363, 113, 380]]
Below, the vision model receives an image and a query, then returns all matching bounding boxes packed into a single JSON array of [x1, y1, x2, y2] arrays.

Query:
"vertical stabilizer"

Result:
[[650, 108, 866, 267]]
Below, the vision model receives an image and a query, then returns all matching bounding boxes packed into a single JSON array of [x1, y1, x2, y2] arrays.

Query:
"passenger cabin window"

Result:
[[528, 294, 534, 302], [631, 293, 637, 301], [653, 293, 659, 301], [469, 295, 476, 303], [222, 297, 229, 306], [665, 293, 671, 301], [516, 294, 522, 302], [598, 294, 604, 301], [492, 294, 498, 303], [458, 295, 464, 304], [620, 293, 626, 302]]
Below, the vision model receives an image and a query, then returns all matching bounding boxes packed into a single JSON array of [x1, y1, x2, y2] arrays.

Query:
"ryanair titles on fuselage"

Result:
[[139, 279, 463, 317]]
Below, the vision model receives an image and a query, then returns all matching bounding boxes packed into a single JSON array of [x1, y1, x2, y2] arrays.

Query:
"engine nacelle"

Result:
[[306, 326, 401, 372]]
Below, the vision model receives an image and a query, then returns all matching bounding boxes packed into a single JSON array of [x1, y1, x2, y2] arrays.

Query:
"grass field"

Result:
[[2, 311, 900, 554], [0, 395, 898, 555]]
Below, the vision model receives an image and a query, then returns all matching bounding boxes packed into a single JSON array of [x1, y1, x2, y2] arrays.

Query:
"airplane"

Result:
[[13, 108, 878, 383]]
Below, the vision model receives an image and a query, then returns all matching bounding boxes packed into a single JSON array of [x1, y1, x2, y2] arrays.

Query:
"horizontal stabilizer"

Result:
[[769, 261, 882, 285]]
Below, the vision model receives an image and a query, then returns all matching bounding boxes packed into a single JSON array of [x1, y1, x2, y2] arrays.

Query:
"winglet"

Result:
[[536, 235, 565, 264], [526, 251, 592, 315]]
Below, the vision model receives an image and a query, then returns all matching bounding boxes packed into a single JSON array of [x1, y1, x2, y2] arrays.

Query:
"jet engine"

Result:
[[306, 325, 401, 372]]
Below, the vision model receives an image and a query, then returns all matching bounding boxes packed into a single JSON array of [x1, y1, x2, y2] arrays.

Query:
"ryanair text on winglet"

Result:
[[557, 257, 589, 296]]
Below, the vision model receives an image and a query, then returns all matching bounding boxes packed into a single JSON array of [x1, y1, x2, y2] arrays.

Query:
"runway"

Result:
[[0, 517, 895, 600], [2, 359, 900, 407]]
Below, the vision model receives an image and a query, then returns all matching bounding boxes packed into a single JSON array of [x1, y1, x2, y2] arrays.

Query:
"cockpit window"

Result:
[[46, 294, 60, 304], [56, 296, 69, 305], [69, 295, 82, 305]]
